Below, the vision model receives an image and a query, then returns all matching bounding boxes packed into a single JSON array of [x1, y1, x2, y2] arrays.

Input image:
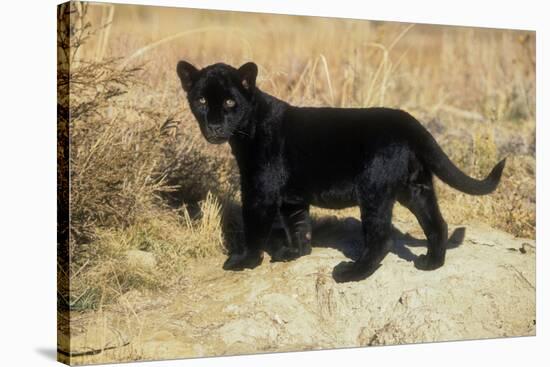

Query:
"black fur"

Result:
[[177, 61, 506, 282]]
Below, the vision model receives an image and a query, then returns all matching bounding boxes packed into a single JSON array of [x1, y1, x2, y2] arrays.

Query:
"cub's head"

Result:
[[176, 61, 258, 144]]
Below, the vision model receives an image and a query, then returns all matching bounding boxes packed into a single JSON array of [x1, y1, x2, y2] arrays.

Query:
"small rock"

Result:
[[273, 313, 285, 325], [519, 243, 535, 254], [126, 250, 156, 270]]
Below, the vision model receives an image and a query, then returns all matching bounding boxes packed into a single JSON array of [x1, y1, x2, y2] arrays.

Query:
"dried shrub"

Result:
[[59, 4, 232, 310], [69, 193, 225, 309]]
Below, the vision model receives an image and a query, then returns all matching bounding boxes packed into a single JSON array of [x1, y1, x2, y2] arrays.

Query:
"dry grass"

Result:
[[68, 193, 225, 311], [58, 3, 234, 314], [60, 2, 535, 315]]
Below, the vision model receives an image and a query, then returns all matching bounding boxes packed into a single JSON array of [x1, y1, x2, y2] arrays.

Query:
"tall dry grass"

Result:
[[59, 3, 234, 313], [60, 2, 535, 313]]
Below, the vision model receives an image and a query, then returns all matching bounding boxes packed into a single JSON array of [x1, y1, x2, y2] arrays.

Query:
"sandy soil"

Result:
[[61, 218, 535, 365]]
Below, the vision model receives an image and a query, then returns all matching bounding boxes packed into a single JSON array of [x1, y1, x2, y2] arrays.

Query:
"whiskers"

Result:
[[233, 129, 251, 139]]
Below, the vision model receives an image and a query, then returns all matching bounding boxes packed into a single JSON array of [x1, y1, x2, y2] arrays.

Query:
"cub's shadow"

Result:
[[267, 215, 465, 264], [306, 216, 465, 263], [195, 198, 465, 266]]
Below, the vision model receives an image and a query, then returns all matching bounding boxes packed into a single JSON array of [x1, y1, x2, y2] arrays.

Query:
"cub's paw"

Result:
[[300, 243, 312, 256], [223, 251, 263, 271], [414, 254, 444, 271], [332, 261, 380, 283], [271, 246, 301, 262]]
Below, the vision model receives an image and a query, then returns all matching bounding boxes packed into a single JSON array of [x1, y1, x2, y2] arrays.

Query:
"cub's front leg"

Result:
[[222, 186, 279, 271]]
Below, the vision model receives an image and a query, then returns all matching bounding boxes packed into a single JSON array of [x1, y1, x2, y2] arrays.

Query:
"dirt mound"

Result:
[[65, 219, 535, 364]]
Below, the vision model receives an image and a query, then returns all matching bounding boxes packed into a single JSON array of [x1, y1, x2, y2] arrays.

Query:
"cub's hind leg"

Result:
[[398, 173, 448, 270], [271, 203, 312, 261], [332, 146, 409, 283], [332, 186, 395, 283], [282, 203, 312, 256]]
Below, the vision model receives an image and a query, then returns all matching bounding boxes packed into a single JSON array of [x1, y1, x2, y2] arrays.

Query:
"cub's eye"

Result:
[[224, 99, 236, 108], [197, 97, 207, 105]]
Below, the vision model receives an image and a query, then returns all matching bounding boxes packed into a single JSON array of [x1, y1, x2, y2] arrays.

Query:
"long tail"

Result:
[[417, 126, 506, 196]]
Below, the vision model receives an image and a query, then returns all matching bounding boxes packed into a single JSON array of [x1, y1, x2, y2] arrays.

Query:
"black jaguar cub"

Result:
[[177, 61, 505, 283]]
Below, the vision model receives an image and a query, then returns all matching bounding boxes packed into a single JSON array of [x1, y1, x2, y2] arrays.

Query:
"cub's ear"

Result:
[[237, 62, 258, 90], [177, 60, 199, 92]]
